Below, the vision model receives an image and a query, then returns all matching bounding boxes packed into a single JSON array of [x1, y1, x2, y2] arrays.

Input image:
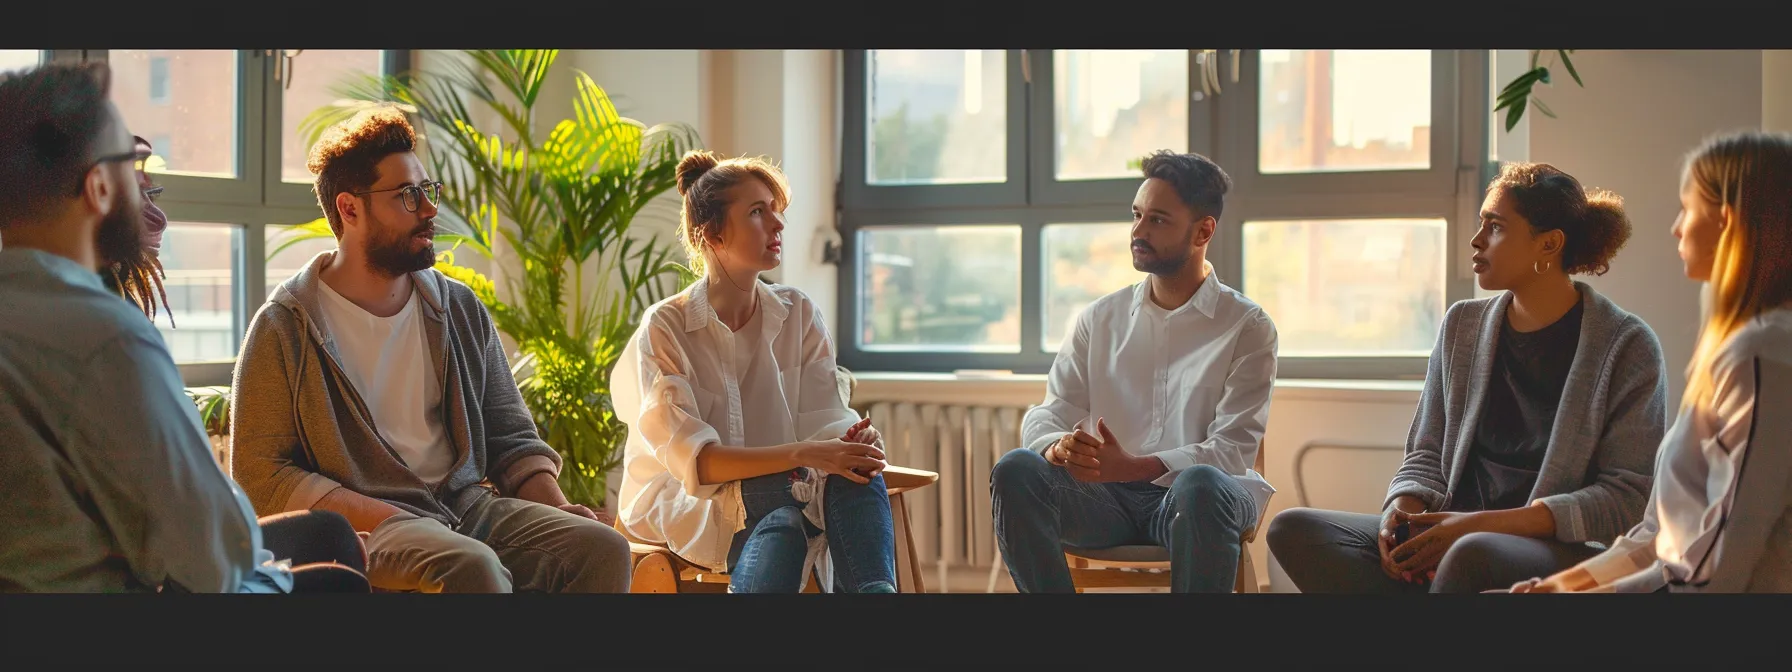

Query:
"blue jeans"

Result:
[[990, 449, 1257, 593], [725, 469, 897, 593]]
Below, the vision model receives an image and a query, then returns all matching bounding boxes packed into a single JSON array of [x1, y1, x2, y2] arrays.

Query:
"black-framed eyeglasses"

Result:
[[73, 148, 153, 196], [351, 180, 443, 213]]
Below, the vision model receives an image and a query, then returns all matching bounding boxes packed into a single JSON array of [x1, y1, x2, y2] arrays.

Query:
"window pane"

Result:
[[0, 50, 41, 74], [859, 225, 1020, 352], [866, 50, 1005, 186], [1242, 218, 1446, 357], [265, 224, 339, 289], [110, 50, 238, 178], [283, 50, 385, 183], [1259, 50, 1431, 174], [1053, 50, 1187, 181], [158, 223, 240, 362], [1042, 223, 1146, 351]]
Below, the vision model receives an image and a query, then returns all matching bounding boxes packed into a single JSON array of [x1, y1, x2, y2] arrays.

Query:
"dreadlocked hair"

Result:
[[104, 249, 174, 327]]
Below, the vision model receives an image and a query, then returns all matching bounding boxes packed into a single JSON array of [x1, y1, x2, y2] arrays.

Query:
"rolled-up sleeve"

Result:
[[619, 320, 725, 501]]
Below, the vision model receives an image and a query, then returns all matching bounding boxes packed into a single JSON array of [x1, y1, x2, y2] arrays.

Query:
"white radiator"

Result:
[[862, 400, 1030, 592]]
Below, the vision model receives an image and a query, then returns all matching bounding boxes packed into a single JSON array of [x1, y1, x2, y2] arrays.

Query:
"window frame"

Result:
[[80, 49, 412, 385], [837, 49, 1490, 379]]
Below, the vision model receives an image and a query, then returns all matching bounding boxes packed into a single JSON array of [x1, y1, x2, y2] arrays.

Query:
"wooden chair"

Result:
[[1061, 442, 1272, 593], [623, 367, 941, 593]]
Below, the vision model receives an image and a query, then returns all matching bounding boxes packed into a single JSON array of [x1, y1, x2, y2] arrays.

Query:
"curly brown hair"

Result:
[[307, 105, 416, 237], [1487, 162, 1632, 276]]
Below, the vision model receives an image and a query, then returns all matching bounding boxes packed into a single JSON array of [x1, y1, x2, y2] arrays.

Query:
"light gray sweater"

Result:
[[1385, 282, 1669, 544], [230, 251, 562, 526]]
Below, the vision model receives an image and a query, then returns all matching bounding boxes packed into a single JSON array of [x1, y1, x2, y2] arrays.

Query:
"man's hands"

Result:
[[557, 503, 611, 525], [1045, 418, 1166, 484]]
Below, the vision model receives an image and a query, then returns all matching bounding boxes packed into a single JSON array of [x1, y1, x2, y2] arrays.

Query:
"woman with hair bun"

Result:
[[609, 150, 899, 593], [1268, 162, 1670, 593]]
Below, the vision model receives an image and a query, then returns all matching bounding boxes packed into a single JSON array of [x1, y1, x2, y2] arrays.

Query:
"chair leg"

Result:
[[986, 549, 1007, 593], [890, 492, 927, 593], [1235, 546, 1259, 594], [630, 551, 680, 594]]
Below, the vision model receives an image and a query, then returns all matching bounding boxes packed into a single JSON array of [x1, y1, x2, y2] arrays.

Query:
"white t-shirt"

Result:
[[315, 279, 456, 484]]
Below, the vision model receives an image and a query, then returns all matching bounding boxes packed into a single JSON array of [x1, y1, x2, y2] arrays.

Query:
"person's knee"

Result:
[[991, 448, 1052, 499], [1264, 508, 1335, 567], [759, 506, 809, 536], [432, 540, 510, 592], [825, 470, 886, 497], [1436, 531, 1506, 577], [1168, 465, 1237, 517], [560, 519, 633, 593]]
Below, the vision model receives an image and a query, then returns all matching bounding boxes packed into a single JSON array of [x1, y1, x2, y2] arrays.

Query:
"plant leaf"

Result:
[[266, 218, 338, 261], [1558, 50, 1583, 87], [1504, 97, 1529, 132], [1531, 96, 1557, 119]]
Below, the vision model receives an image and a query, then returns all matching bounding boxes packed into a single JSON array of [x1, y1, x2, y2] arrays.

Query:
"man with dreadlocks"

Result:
[[86, 134, 373, 593], [99, 135, 173, 325], [0, 62, 280, 593]]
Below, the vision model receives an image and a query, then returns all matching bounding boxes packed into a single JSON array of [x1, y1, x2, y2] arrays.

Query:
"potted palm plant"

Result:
[[268, 49, 699, 510]]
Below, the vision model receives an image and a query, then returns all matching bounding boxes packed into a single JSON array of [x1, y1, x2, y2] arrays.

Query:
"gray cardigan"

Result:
[[230, 251, 562, 526], [1385, 282, 1669, 544]]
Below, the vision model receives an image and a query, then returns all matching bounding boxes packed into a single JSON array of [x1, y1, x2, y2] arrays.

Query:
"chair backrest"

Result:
[[1702, 357, 1792, 592], [835, 365, 857, 409]]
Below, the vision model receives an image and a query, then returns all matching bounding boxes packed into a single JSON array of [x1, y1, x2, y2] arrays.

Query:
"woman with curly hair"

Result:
[[1268, 163, 1671, 594]]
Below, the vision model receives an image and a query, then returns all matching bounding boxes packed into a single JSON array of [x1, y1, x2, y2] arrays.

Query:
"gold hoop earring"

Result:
[[1533, 260, 1552, 274]]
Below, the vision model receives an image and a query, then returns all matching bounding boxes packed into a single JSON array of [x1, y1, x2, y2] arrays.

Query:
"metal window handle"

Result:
[[274, 49, 303, 90]]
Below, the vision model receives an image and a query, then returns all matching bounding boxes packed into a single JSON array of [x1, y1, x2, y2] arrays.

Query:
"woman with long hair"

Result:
[[1512, 130, 1792, 593]]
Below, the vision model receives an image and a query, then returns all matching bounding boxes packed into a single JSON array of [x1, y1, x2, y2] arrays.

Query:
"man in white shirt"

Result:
[[991, 150, 1278, 593]]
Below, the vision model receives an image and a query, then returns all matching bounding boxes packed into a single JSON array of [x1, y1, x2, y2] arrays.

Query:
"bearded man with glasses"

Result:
[[229, 105, 632, 593]]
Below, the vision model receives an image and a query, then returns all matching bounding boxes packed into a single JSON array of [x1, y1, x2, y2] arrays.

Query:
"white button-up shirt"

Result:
[[611, 281, 861, 574], [1022, 263, 1278, 523]]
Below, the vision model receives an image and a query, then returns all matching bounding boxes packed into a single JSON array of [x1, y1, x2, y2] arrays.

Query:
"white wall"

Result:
[[1766, 50, 1792, 132], [1527, 50, 1764, 405], [701, 50, 840, 335]]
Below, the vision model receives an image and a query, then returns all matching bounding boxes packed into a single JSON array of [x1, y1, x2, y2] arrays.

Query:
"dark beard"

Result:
[[1131, 227, 1196, 276], [95, 188, 144, 274], [363, 211, 436, 278]]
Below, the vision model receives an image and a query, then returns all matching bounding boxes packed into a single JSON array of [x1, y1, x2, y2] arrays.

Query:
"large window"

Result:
[[838, 50, 1490, 379], [87, 50, 412, 383], [0, 50, 44, 74]]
